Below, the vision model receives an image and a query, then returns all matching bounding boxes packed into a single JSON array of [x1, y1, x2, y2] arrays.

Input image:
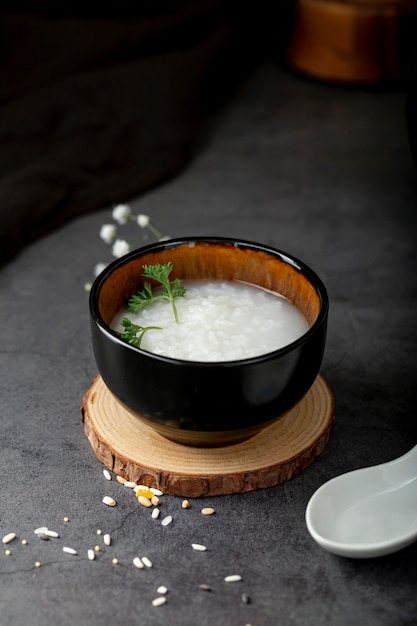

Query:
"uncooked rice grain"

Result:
[[201, 507, 215, 515], [102, 496, 116, 506], [138, 495, 152, 508]]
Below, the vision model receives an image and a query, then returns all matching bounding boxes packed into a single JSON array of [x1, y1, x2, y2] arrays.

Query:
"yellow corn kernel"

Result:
[[136, 488, 154, 500]]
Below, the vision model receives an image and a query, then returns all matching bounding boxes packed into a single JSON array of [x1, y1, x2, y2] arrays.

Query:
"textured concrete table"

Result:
[[1, 59, 416, 626]]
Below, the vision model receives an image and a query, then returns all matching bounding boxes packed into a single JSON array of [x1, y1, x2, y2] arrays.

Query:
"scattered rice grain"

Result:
[[192, 543, 207, 551], [5, 549, 11, 556], [35, 561, 41, 568], [96, 529, 102, 535], [103, 533, 111, 546], [201, 507, 215, 515], [112, 558, 119, 565], [161, 515, 172, 526], [133, 556, 144, 569], [103, 469, 112, 481], [102, 496, 116, 507], [21, 539, 27, 545], [224, 574, 242, 583], [198, 584, 212, 592], [241, 593, 251, 604], [94, 545, 101, 552], [63, 517, 70, 523], [88, 549, 95, 561], [43, 529, 59, 538], [157, 585, 168, 595], [63, 547, 78, 555], [37, 533, 49, 541], [116, 475, 126, 484], [151, 495, 160, 506], [150, 487, 163, 496], [182, 500, 190, 509], [138, 495, 152, 508], [2, 533, 16, 544], [152, 596, 167, 607], [151, 508, 160, 519], [34, 527, 50, 540], [124, 480, 137, 488], [141, 556, 152, 568]]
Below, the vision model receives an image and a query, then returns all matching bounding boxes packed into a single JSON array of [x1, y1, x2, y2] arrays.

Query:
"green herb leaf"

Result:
[[127, 262, 186, 323], [127, 281, 155, 314], [116, 318, 161, 348]]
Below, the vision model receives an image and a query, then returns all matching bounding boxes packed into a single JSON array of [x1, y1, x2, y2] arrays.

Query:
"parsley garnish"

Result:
[[116, 262, 186, 348], [116, 318, 162, 348], [127, 262, 186, 323]]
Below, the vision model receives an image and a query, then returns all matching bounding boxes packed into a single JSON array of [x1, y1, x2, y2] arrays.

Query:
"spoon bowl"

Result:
[[305, 445, 417, 558]]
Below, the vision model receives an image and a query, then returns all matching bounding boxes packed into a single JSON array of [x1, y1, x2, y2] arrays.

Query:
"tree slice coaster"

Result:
[[81, 374, 335, 497]]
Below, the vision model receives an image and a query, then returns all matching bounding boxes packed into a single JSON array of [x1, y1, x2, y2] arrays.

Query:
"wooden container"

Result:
[[286, 0, 416, 83]]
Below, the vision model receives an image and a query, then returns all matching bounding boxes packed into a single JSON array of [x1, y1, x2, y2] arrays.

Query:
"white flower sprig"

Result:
[[84, 203, 169, 291]]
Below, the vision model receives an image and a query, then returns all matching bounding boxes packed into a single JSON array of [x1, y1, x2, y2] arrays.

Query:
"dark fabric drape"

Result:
[[0, 1, 269, 265]]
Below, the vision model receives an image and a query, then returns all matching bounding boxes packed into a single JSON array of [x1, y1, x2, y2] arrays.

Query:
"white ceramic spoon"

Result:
[[305, 444, 417, 558]]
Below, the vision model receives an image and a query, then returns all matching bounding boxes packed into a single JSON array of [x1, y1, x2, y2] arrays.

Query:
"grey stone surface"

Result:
[[0, 59, 416, 625]]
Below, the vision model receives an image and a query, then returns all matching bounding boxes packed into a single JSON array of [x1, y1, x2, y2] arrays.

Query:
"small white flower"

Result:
[[112, 239, 130, 258], [112, 204, 131, 225], [94, 263, 108, 276], [100, 224, 117, 244], [137, 214, 150, 228]]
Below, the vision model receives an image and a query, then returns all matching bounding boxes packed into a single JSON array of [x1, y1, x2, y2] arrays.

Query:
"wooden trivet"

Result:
[[81, 375, 334, 497]]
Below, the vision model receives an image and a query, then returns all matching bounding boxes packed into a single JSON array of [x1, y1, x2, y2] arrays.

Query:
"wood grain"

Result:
[[81, 375, 335, 497]]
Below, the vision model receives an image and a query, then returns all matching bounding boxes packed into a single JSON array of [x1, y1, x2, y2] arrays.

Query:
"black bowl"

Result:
[[89, 237, 328, 446]]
